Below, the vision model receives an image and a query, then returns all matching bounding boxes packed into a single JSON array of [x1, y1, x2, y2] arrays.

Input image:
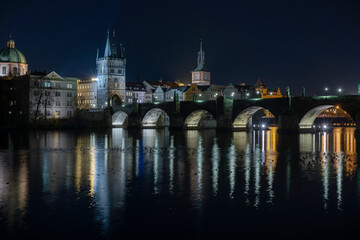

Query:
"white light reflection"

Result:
[[254, 143, 261, 208], [197, 137, 203, 200], [321, 132, 329, 210], [244, 144, 251, 205], [154, 136, 159, 194], [212, 138, 220, 196], [229, 141, 236, 199], [336, 152, 343, 210], [169, 136, 175, 195]]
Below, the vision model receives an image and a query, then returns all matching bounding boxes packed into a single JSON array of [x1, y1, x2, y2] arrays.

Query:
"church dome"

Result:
[[0, 36, 27, 64]]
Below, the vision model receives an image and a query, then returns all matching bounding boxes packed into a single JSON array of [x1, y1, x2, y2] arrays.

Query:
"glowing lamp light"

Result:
[[246, 93, 249, 96], [261, 124, 266, 128], [323, 125, 327, 129]]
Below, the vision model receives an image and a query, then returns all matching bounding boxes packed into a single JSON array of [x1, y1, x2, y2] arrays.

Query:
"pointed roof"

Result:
[[254, 77, 265, 88], [104, 29, 117, 57], [43, 71, 64, 80], [193, 40, 207, 72]]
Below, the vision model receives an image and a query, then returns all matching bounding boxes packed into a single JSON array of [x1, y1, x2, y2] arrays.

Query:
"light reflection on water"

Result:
[[0, 127, 359, 238]]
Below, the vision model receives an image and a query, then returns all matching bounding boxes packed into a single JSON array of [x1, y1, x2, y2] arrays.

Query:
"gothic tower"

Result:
[[191, 40, 210, 86], [96, 30, 126, 108]]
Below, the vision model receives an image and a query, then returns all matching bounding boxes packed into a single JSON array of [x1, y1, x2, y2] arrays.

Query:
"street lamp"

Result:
[[324, 87, 328, 96], [338, 88, 342, 96]]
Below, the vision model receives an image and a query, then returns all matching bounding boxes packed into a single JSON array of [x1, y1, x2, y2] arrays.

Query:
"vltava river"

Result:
[[1, 128, 360, 239]]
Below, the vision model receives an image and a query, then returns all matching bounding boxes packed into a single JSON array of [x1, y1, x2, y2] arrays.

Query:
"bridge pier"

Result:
[[278, 108, 299, 133]]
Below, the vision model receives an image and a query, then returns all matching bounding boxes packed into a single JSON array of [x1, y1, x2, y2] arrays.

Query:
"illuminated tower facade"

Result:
[[191, 40, 210, 86], [96, 30, 126, 108]]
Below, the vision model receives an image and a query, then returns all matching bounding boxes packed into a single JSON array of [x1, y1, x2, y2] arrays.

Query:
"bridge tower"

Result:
[[96, 30, 126, 109], [191, 40, 210, 86]]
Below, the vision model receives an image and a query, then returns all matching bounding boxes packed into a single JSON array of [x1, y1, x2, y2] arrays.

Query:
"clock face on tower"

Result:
[[195, 73, 200, 80]]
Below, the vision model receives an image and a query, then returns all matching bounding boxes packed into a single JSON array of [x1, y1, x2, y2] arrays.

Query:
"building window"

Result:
[[56, 101, 61, 106], [110, 69, 114, 73], [55, 91, 60, 96], [114, 78, 118, 88], [45, 91, 50, 96], [2, 67, 6, 74], [55, 83, 60, 88], [56, 111, 61, 116], [67, 83, 72, 88], [46, 110, 51, 116], [44, 82, 51, 87], [67, 92, 72, 97], [67, 101, 72, 106], [67, 111, 72, 117], [13, 67, 18, 75], [118, 69, 122, 74]]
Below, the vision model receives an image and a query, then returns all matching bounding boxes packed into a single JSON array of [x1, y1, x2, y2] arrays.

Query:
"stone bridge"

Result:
[[110, 95, 360, 132]]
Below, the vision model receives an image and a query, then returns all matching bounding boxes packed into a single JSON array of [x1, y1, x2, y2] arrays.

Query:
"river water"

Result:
[[0, 127, 360, 239]]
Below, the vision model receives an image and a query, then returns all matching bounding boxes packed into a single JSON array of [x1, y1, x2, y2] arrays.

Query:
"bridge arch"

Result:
[[233, 106, 276, 130], [112, 111, 128, 127], [299, 105, 355, 130], [142, 108, 170, 128], [184, 110, 217, 129]]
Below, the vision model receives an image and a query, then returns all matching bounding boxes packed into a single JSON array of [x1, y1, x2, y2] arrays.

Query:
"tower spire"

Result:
[[104, 29, 111, 57], [195, 39, 205, 71]]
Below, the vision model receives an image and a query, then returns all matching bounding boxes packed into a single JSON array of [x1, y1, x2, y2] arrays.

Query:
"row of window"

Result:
[[78, 92, 95, 96], [1, 66, 26, 75], [78, 85, 94, 89], [33, 81, 74, 89], [33, 100, 73, 106], [33, 91, 73, 97], [78, 100, 95, 104]]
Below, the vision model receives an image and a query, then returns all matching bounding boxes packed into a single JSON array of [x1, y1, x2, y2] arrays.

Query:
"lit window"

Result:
[[2, 67, 6, 74]]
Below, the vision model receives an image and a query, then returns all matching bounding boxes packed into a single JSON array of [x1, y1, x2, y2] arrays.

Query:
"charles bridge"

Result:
[[109, 95, 360, 132]]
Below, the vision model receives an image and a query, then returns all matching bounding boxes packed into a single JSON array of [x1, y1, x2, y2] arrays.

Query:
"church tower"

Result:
[[191, 40, 210, 86], [96, 30, 126, 108]]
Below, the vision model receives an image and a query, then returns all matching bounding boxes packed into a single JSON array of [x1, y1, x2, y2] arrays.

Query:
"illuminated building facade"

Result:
[[77, 78, 98, 109], [254, 78, 283, 98], [29, 71, 77, 120]]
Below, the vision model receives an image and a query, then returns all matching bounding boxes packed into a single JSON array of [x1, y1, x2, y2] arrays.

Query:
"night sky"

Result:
[[2, 0, 360, 95]]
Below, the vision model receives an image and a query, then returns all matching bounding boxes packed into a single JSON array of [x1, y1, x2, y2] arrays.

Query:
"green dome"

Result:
[[0, 37, 27, 64]]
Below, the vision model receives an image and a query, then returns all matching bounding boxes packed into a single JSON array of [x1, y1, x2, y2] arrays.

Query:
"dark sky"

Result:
[[2, 0, 360, 95]]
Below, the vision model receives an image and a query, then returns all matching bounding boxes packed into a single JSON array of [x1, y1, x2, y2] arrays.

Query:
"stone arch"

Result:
[[142, 108, 170, 128], [110, 94, 121, 107], [299, 105, 355, 130], [299, 105, 334, 129], [112, 111, 128, 127], [184, 110, 216, 129], [233, 106, 275, 130]]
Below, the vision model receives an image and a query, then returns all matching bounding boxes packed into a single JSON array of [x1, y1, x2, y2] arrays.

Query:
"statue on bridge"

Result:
[[286, 86, 292, 109]]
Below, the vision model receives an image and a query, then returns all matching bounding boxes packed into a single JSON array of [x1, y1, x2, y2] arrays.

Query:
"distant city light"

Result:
[[231, 92, 234, 96], [338, 88, 342, 92], [325, 87, 328, 91], [323, 125, 327, 129], [246, 93, 249, 96], [256, 91, 260, 94], [92, 78, 99, 81], [261, 124, 266, 128]]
